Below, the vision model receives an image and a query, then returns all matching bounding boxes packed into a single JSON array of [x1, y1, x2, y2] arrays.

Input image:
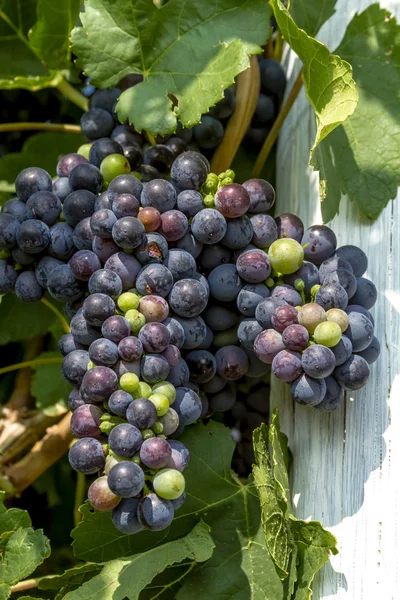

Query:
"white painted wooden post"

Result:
[[272, 1, 400, 598]]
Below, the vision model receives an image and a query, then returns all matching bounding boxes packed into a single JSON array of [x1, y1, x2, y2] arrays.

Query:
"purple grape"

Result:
[[185, 350, 216, 383], [90, 209, 118, 238], [176, 190, 204, 217], [48, 222, 76, 260], [315, 283, 348, 311], [70, 405, 102, 438], [271, 305, 298, 333], [171, 387, 202, 424], [138, 322, 170, 353], [57, 153, 88, 177], [80, 366, 118, 402], [345, 312, 374, 352], [126, 398, 158, 429], [169, 279, 208, 318], [58, 333, 85, 357], [335, 245, 368, 278], [208, 263, 243, 302], [83, 293, 115, 327], [331, 335, 353, 366], [16, 219, 50, 254], [104, 252, 141, 290], [250, 214, 278, 248], [283, 261, 320, 296], [191, 209, 227, 245], [237, 319, 263, 349], [112, 193, 140, 218], [236, 283, 270, 317], [170, 151, 209, 191], [356, 336, 380, 365], [112, 498, 143, 534], [140, 179, 176, 213], [139, 295, 169, 323], [140, 437, 171, 468], [275, 213, 304, 243], [323, 269, 357, 298], [108, 423, 143, 458], [68, 438, 105, 475], [61, 349, 89, 384], [253, 329, 285, 364], [302, 225, 337, 265], [117, 336, 143, 362], [236, 249, 271, 283], [102, 315, 131, 344], [215, 345, 249, 380], [136, 264, 174, 297], [88, 269, 123, 299], [89, 338, 119, 366], [282, 324, 309, 351], [272, 350, 302, 382], [167, 440, 190, 472], [63, 190, 96, 227], [108, 390, 134, 416], [255, 297, 287, 329], [271, 284, 302, 307], [140, 354, 170, 383], [26, 191, 61, 225], [350, 277, 377, 310], [73, 218, 94, 251], [68, 388, 85, 412], [69, 249, 101, 281], [242, 179, 275, 213], [135, 232, 168, 265], [107, 174, 143, 203], [159, 210, 188, 242], [70, 312, 101, 346], [302, 345, 336, 379], [92, 236, 120, 263], [108, 461, 144, 497], [221, 215, 253, 250], [137, 493, 174, 531], [112, 216, 145, 249], [3, 198, 28, 223], [215, 183, 250, 218], [166, 358, 190, 387], [314, 376, 344, 412], [291, 374, 326, 406], [162, 345, 181, 367], [204, 306, 237, 331], [47, 264, 83, 302], [319, 256, 354, 282], [15, 167, 52, 201], [163, 248, 196, 281], [334, 355, 370, 390]]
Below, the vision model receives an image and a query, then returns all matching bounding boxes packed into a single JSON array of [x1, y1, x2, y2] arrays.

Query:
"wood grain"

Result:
[[273, 1, 400, 598]]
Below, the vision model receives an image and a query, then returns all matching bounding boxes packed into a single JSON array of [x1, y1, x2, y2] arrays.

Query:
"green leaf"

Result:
[[29, 0, 81, 69], [270, 0, 358, 151], [311, 4, 400, 220], [0, 492, 51, 600], [30, 351, 70, 415], [64, 522, 214, 600], [0, 132, 85, 199], [39, 563, 103, 599], [71, 0, 271, 134], [72, 421, 285, 598], [0, 0, 79, 90], [288, 0, 337, 37], [253, 423, 291, 579], [0, 295, 57, 345]]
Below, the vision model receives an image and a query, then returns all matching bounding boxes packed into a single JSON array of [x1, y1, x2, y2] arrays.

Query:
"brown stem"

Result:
[[211, 55, 260, 174], [10, 578, 40, 593], [2, 412, 73, 494], [264, 37, 274, 59], [252, 68, 303, 178], [0, 122, 82, 134], [5, 337, 43, 411]]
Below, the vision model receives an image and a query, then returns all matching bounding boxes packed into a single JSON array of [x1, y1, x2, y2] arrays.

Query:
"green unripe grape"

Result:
[[313, 321, 342, 347], [203, 193, 215, 208], [326, 308, 349, 333], [142, 428, 155, 440], [132, 381, 152, 399], [132, 453, 141, 465], [148, 393, 170, 416], [158, 407, 179, 436], [153, 468, 185, 500], [77, 143, 92, 159], [213, 327, 238, 348], [132, 171, 142, 180], [119, 373, 139, 393], [117, 292, 140, 312], [0, 249, 11, 259], [125, 309, 146, 334], [204, 173, 219, 192], [87, 360, 96, 370], [104, 454, 124, 474], [152, 421, 164, 434], [268, 238, 304, 275], [265, 277, 275, 288], [100, 153, 131, 183], [298, 303, 326, 334], [152, 382, 176, 404]]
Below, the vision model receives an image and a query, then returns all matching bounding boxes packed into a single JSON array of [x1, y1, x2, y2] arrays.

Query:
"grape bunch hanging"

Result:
[[0, 86, 379, 535]]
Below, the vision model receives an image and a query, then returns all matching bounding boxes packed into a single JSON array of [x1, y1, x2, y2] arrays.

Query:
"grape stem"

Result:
[[252, 67, 304, 178], [0, 357, 63, 376], [74, 472, 86, 527], [10, 574, 59, 593], [0, 122, 82, 134], [146, 132, 157, 146], [41, 297, 71, 333], [56, 78, 89, 112]]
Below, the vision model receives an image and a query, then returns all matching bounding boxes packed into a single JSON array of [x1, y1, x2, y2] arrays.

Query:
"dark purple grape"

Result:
[[68, 438, 105, 474], [80, 108, 114, 140], [345, 312, 374, 352], [275, 213, 304, 243], [237, 318, 263, 349], [90, 209, 117, 238], [170, 151, 209, 190], [58, 333, 85, 356], [162, 345, 181, 367], [159, 210, 188, 242], [112, 193, 140, 218], [112, 216, 145, 249], [334, 355, 370, 390], [169, 279, 208, 318], [68, 388, 85, 412], [242, 179, 275, 213], [123, 145, 143, 171], [70, 312, 101, 346], [283, 261, 319, 295], [215, 183, 250, 218], [89, 138, 124, 168], [319, 256, 354, 282], [140, 437, 171, 468], [107, 174, 143, 203], [112, 498, 143, 534], [92, 236, 120, 263], [61, 349, 89, 384], [199, 243, 231, 270], [282, 324, 309, 351], [48, 222, 76, 260], [175, 315, 207, 350], [143, 144, 175, 173], [35, 256, 63, 287], [63, 299, 84, 320], [271, 284, 302, 307], [323, 269, 357, 298], [15, 271, 44, 303], [69, 163, 103, 194], [185, 350, 216, 383], [102, 315, 130, 344], [271, 305, 298, 333], [208, 263, 243, 302], [175, 231, 203, 258], [176, 190, 204, 218], [252, 93, 275, 125], [53, 177, 72, 202], [209, 86, 235, 119], [73, 217, 93, 251], [243, 347, 271, 378], [108, 461, 144, 497], [135, 232, 168, 265], [108, 423, 143, 458], [215, 345, 249, 380], [89, 338, 119, 366], [111, 123, 142, 147], [259, 58, 286, 97], [194, 115, 224, 149], [236, 249, 271, 283], [314, 376, 344, 412], [272, 350, 302, 382], [26, 191, 61, 225], [166, 358, 190, 387], [331, 335, 353, 366], [57, 153, 88, 177], [221, 215, 253, 250], [15, 167, 52, 201], [250, 214, 277, 248], [83, 293, 115, 327], [255, 297, 287, 329], [63, 189, 96, 227], [137, 494, 174, 531], [11, 247, 36, 266], [210, 384, 237, 412], [253, 329, 285, 364], [139, 164, 161, 182], [139, 295, 169, 323], [204, 305, 237, 331], [165, 136, 187, 157], [91, 87, 120, 111], [335, 245, 368, 278], [356, 336, 380, 365], [81, 366, 118, 402], [140, 179, 176, 213], [191, 208, 227, 245], [69, 249, 101, 281], [350, 277, 377, 310], [302, 345, 335, 379], [3, 198, 28, 223], [88, 269, 123, 299], [47, 264, 83, 302], [138, 322, 170, 353], [163, 248, 196, 281], [16, 219, 49, 254], [104, 252, 141, 290], [140, 354, 170, 383], [315, 283, 348, 311], [70, 405, 102, 438], [136, 264, 174, 297], [163, 317, 186, 348], [302, 225, 337, 265], [171, 387, 202, 424], [126, 398, 158, 429], [236, 283, 270, 317], [108, 390, 134, 416], [95, 192, 111, 212], [291, 374, 326, 406]]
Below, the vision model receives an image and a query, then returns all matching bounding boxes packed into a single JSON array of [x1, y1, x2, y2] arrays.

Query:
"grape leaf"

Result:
[[288, 0, 337, 37], [269, 0, 358, 151], [0, 0, 80, 90], [311, 4, 400, 220], [0, 132, 85, 201], [0, 492, 50, 600], [63, 522, 214, 600], [0, 295, 57, 345], [29, 0, 81, 70], [71, 0, 272, 134], [30, 351, 69, 415], [39, 563, 103, 599], [72, 421, 285, 598]]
